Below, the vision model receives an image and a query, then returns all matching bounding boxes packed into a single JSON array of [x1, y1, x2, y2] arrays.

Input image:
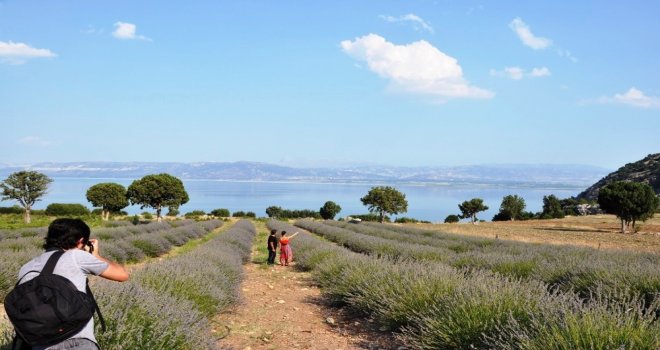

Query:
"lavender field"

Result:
[[268, 219, 659, 349], [2, 218, 658, 349], [1, 220, 256, 350]]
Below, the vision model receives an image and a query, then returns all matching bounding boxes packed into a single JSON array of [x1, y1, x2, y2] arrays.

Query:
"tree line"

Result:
[[2, 171, 657, 233]]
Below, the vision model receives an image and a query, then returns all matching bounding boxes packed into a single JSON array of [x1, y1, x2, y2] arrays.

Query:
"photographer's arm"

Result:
[[89, 239, 130, 282]]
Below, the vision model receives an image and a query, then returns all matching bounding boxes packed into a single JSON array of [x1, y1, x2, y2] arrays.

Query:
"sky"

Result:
[[1, 0, 659, 169]]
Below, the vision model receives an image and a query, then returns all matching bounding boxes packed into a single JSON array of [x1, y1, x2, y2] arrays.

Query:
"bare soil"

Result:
[[411, 215, 660, 253], [216, 223, 402, 350]]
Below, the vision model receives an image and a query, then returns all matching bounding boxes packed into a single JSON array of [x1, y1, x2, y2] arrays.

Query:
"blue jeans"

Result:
[[35, 338, 99, 350]]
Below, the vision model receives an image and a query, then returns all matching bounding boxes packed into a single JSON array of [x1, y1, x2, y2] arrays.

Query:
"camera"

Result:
[[85, 241, 94, 254]]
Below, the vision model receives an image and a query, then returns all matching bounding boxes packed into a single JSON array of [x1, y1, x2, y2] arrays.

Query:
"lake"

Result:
[[16, 178, 586, 222]]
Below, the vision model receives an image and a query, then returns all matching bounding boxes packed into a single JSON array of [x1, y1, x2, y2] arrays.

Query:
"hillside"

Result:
[[577, 153, 660, 200], [0, 161, 608, 187]]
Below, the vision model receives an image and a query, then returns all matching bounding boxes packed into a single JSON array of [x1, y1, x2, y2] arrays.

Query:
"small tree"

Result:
[[210, 208, 230, 217], [444, 214, 460, 223], [458, 198, 489, 224], [1, 171, 52, 223], [86, 182, 129, 221], [320, 201, 342, 220], [542, 194, 565, 219], [598, 181, 659, 233], [496, 195, 526, 221], [126, 173, 189, 222], [360, 186, 408, 223], [265, 206, 283, 218]]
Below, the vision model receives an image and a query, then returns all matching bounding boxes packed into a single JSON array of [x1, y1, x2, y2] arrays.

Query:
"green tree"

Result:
[[496, 195, 526, 221], [210, 208, 230, 217], [444, 214, 460, 223], [1, 171, 52, 223], [86, 182, 129, 221], [126, 173, 189, 222], [598, 181, 659, 233], [542, 194, 565, 219], [458, 198, 489, 224], [265, 206, 283, 218], [360, 186, 408, 223], [319, 201, 342, 220]]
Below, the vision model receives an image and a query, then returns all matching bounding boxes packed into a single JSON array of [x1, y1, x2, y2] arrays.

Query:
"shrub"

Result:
[[232, 211, 246, 217], [444, 214, 460, 223], [0, 206, 24, 214], [141, 212, 153, 220], [184, 210, 207, 219], [209, 208, 230, 217], [349, 213, 390, 222], [394, 217, 420, 223], [44, 203, 90, 216]]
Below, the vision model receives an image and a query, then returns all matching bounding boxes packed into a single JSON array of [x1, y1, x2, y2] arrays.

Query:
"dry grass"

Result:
[[408, 215, 660, 253]]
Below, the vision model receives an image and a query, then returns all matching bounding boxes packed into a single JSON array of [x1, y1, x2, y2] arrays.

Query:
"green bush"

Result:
[[0, 206, 23, 214], [444, 214, 460, 223], [349, 213, 390, 222], [141, 212, 153, 220], [209, 208, 230, 217], [44, 203, 90, 216], [184, 210, 207, 218]]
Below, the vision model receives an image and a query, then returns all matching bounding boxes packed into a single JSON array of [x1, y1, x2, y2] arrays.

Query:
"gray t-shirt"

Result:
[[18, 249, 109, 347]]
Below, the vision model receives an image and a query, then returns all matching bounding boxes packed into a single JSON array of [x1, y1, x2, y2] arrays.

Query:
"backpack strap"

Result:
[[41, 250, 65, 275], [86, 281, 106, 332]]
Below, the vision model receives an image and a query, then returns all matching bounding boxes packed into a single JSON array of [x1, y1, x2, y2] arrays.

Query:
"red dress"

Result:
[[279, 237, 293, 265]]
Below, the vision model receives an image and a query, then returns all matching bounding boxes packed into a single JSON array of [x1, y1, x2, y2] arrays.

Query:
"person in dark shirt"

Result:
[[267, 229, 278, 265]]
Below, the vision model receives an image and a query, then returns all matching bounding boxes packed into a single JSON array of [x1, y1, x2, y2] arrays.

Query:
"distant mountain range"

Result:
[[577, 153, 660, 200], [0, 161, 610, 188]]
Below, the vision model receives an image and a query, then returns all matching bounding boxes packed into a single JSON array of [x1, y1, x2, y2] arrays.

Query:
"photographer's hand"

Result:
[[88, 239, 100, 258]]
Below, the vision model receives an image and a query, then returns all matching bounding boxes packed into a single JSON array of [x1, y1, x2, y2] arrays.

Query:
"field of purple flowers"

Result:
[[0, 220, 223, 301], [296, 220, 660, 309], [94, 219, 256, 349], [269, 219, 659, 349], [1, 219, 259, 350]]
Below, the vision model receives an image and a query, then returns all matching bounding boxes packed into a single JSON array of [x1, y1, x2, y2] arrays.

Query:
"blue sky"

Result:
[[1, 0, 658, 169]]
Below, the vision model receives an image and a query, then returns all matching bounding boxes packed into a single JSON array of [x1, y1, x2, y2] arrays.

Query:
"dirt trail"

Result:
[[217, 224, 401, 350]]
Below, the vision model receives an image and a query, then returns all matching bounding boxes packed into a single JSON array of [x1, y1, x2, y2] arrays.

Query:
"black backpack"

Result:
[[4, 250, 106, 349]]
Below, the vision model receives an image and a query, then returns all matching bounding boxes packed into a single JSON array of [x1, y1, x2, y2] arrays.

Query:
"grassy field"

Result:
[[409, 214, 660, 253]]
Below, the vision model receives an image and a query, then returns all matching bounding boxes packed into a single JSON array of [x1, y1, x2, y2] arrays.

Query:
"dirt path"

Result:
[[217, 223, 402, 350]]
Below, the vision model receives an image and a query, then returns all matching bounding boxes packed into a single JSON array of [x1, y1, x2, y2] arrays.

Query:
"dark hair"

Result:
[[43, 218, 91, 251], [270, 229, 277, 235], [281, 231, 287, 236]]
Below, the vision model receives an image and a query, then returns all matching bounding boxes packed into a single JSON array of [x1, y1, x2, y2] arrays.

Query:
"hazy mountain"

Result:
[[0, 161, 609, 187], [577, 153, 660, 200]]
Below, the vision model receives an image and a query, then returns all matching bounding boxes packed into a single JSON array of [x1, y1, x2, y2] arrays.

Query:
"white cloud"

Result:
[[341, 34, 494, 102], [112, 22, 151, 41], [490, 66, 551, 80], [509, 17, 552, 50], [530, 67, 551, 77], [19, 136, 53, 147], [379, 14, 434, 34], [595, 88, 660, 108], [0, 41, 56, 64]]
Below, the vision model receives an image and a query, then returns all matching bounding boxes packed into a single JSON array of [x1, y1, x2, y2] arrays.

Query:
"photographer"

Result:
[[13, 218, 129, 350]]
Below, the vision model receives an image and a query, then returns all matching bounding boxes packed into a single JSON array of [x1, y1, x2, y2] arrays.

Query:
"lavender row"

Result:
[[0, 220, 224, 300], [92, 220, 257, 349], [268, 219, 659, 349], [297, 219, 660, 308]]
